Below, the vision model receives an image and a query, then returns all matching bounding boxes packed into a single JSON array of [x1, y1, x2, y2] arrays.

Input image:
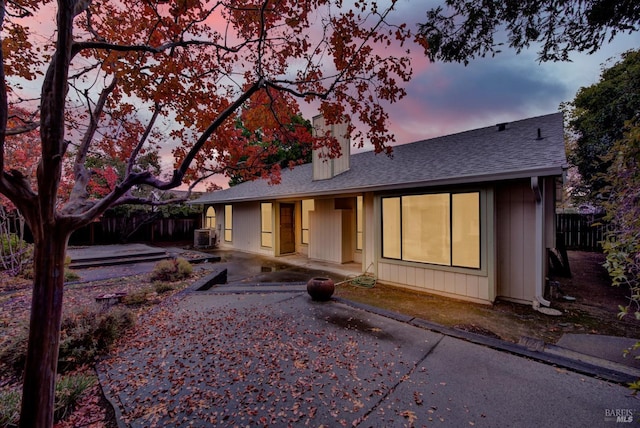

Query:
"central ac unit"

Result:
[[194, 229, 212, 248]]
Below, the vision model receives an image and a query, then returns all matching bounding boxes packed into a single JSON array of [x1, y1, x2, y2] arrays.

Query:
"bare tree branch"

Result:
[[126, 102, 161, 176]]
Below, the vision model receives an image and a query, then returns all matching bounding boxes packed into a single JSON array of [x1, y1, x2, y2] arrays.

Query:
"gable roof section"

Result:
[[192, 112, 566, 204]]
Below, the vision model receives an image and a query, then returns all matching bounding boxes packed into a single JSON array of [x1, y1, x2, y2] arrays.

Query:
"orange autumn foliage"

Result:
[[0, 2, 419, 425]]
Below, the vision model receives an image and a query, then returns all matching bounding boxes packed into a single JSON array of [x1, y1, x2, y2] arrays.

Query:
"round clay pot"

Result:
[[306, 277, 335, 301]]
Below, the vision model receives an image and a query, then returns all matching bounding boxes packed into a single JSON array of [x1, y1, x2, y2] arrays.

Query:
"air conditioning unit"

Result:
[[194, 229, 213, 248]]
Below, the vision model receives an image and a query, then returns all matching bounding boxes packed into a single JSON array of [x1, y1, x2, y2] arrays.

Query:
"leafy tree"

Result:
[[602, 118, 640, 297], [563, 51, 640, 393], [228, 94, 314, 187], [103, 189, 203, 244], [565, 49, 640, 202], [0, 1, 417, 425], [601, 117, 640, 393], [417, 0, 640, 63], [0, 108, 41, 276]]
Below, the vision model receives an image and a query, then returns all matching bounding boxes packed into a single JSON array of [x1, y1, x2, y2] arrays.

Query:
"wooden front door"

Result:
[[280, 203, 295, 254]]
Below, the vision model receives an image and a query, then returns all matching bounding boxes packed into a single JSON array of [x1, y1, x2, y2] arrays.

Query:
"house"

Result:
[[191, 113, 567, 307]]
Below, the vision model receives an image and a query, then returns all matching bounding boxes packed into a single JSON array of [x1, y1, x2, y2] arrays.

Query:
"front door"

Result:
[[280, 203, 295, 254]]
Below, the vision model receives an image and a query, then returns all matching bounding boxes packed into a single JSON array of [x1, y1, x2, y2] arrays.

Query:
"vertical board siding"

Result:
[[215, 202, 272, 256], [309, 200, 343, 263], [433, 270, 444, 292], [406, 266, 416, 287], [234, 202, 261, 253], [454, 273, 467, 296], [377, 261, 490, 303], [496, 180, 537, 303], [467, 275, 480, 299]]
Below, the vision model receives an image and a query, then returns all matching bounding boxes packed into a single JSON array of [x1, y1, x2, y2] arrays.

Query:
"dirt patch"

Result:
[[335, 251, 640, 344]]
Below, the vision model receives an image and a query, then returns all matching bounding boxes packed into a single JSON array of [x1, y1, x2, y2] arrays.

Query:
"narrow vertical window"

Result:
[[356, 195, 363, 250], [382, 197, 401, 259], [301, 199, 314, 245], [452, 193, 480, 268], [224, 205, 232, 242], [261, 203, 273, 247], [205, 206, 216, 229]]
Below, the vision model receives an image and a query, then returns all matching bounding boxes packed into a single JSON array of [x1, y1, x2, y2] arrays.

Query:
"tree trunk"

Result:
[[19, 225, 70, 428]]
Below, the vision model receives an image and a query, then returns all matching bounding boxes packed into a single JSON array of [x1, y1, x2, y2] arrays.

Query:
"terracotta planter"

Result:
[[306, 277, 335, 301]]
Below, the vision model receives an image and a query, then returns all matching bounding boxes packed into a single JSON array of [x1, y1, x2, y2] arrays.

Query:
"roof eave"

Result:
[[189, 165, 565, 205]]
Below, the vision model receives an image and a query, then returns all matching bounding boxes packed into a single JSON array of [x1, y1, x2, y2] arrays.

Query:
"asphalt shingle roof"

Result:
[[192, 112, 566, 204]]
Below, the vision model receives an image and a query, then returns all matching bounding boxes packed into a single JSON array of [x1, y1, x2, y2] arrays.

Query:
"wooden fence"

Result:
[[556, 213, 605, 252], [70, 215, 201, 245]]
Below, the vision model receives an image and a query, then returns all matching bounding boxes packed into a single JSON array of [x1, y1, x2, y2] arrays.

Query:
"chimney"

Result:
[[312, 114, 350, 180]]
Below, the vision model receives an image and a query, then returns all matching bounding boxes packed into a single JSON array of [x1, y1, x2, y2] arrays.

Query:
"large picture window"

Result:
[[382, 192, 480, 268], [261, 203, 273, 248], [224, 205, 233, 242]]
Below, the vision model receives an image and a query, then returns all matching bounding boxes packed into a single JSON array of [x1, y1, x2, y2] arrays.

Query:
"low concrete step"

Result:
[[67, 244, 170, 269], [69, 253, 170, 269]]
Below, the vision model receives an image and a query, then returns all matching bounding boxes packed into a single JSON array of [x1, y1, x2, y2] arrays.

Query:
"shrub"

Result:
[[176, 257, 193, 278], [0, 234, 24, 255], [154, 282, 175, 294], [96, 307, 135, 348], [18, 255, 79, 281], [58, 307, 135, 373], [0, 374, 96, 426], [121, 289, 151, 307], [0, 233, 33, 277], [0, 325, 28, 375], [1, 306, 135, 376], [150, 257, 193, 282], [0, 389, 20, 427], [54, 373, 96, 421], [63, 256, 80, 282], [64, 269, 80, 282], [150, 259, 174, 280]]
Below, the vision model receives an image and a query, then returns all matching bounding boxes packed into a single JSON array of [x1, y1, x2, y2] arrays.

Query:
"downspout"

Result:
[[531, 176, 542, 203], [531, 177, 551, 308]]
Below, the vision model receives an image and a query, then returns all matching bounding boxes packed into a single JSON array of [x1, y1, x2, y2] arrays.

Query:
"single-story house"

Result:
[[191, 112, 567, 307]]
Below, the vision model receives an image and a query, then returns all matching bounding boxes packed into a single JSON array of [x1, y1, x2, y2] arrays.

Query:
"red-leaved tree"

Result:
[[0, 107, 40, 275], [0, 1, 417, 426]]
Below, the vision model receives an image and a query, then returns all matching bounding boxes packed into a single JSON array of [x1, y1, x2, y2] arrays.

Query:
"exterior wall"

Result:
[[206, 176, 552, 305], [308, 198, 354, 263], [377, 261, 491, 302], [495, 180, 537, 303], [213, 202, 273, 256]]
